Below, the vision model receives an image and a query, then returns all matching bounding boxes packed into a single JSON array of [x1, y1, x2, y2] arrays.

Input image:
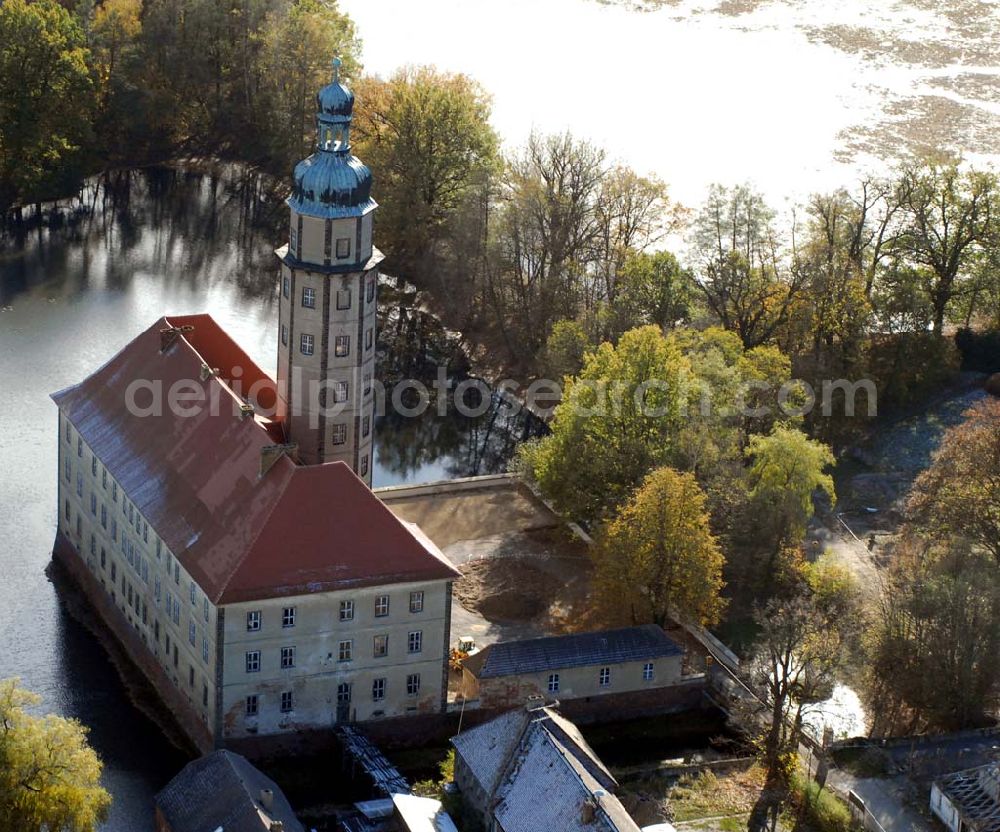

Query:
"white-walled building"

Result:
[[51, 67, 460, 752]]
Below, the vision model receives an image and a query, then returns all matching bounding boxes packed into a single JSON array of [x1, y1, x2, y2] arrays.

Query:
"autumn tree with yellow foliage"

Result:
[[592, 467, 725, 628], [0, 678, 110, 831]]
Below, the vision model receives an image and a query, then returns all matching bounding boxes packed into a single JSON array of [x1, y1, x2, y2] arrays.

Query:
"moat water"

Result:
[[0, 165, 540, 830]]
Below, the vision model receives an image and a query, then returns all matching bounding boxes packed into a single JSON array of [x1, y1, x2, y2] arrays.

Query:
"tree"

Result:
[[540, 319, 592, 381], [690, 184, 804, 349], [613, 250, 693, 337], [906, 398, 1000, 564], [744, 427, 835, 588], [592, 467, 726, 628], [0, 678, 111, 830], [745, 591, 846, 832], [0, 0, 94, 208], [891, 160, 997, 335], [353, 66, 499, 284], [259, 0, 360, 165], [864, 538, 1000, 735], [517, 325, 689, 525]]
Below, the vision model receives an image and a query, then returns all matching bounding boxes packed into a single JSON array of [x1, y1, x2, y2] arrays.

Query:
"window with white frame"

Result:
[[245, 650, 260, 673], [407, 631, 422, 654], [373, 634, 388, 658], [365, 328, 373, 351], [246, 694, 259, 716], [338, 640, 352, 662], [406, 673, 421, 697], [300, 333, 314, 356], [188, 621, 196, 646], [548, 673, 560, 693], [331, 423, 347, 445], [282, 606, 296, 628], [337, 682, 352, 704], [372, 678, 385, 701], [362, 415, 371, 438], [642, 662, 655, 681], [409, 591, 424, 613], [301, 286, 316, 308], [599, 667, 611, 687], [339, 599, 354, 621], [375, 595, 389, 617], [360, 454, 369, 477], [282, 275, 290, 298], [280, 690, 293, 713], [333, 381, 348, 403], [281, 646, 295, 669], [335, 335, 350, 357]]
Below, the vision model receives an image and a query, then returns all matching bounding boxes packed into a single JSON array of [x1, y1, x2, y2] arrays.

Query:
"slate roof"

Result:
[[52, 314, 459, 604], [155, 750, 304, 832], [452, 706, 639, 832], [462, 625, 682, 679]]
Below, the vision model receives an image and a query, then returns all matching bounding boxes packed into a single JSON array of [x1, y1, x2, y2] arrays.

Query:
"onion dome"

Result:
[[287, 57, 377, 219]]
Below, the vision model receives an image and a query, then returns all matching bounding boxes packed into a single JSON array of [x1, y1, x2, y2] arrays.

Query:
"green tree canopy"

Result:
[[0, 0, 93, 208], [592, 467, 726, 627], [0, 678, 111, 831], [353, 66, 499, 283], [518, 325, 689, 525]]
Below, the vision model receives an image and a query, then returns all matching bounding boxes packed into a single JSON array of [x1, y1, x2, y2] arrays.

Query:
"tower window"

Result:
[[363, 372, 372, 396], [300, 333, 314, 356], [333, 381, 348, 403], [335, 335, 349, 357], [367, 276, 376, 304], [281, 325, 288, 346], [282, 275, 290, 298], [290, 228, 297, 255], [336, 289, 351, 310], [365, 328, 374, 351], [361, 454, 369, 477], [362, 415, 370, 438], [301, 286, 316, 309], [336, 238, 351, 259], [331, 424, 347, 445]]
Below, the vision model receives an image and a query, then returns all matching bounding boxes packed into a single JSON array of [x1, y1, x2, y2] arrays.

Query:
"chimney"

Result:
[[525, 694, 546, 712], [259, 788, 274, 812], [269, 823, 284, 832]]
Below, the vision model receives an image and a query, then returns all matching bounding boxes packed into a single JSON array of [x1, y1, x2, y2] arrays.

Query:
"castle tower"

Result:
[[276, 58, 380, 483]]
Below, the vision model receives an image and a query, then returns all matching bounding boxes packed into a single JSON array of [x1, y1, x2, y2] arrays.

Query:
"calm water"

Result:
[[0, 165, 536, 830], [345, 0, 1000, 208]]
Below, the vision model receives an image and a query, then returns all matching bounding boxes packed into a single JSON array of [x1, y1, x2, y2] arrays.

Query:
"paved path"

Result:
[[827, 770, 936, 832]]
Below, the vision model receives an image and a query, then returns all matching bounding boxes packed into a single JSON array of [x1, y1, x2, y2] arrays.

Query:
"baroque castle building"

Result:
[[51, 64, 458, 753]]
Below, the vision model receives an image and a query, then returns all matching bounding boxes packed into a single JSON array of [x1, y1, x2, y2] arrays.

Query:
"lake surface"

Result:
[[344, 0, 1000, 209], [0, 165, 537, 829]]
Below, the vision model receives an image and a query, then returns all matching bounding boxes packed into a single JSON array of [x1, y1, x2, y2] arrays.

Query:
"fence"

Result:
[[848, 791, 888, 832]]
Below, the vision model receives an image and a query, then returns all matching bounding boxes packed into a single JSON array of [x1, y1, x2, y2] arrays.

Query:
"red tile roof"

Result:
[[52, 314, 459, 604]]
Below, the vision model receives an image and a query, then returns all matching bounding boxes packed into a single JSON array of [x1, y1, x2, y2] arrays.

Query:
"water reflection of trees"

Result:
[[375, 295, 546, 482], [0, 163, 284, 306]]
